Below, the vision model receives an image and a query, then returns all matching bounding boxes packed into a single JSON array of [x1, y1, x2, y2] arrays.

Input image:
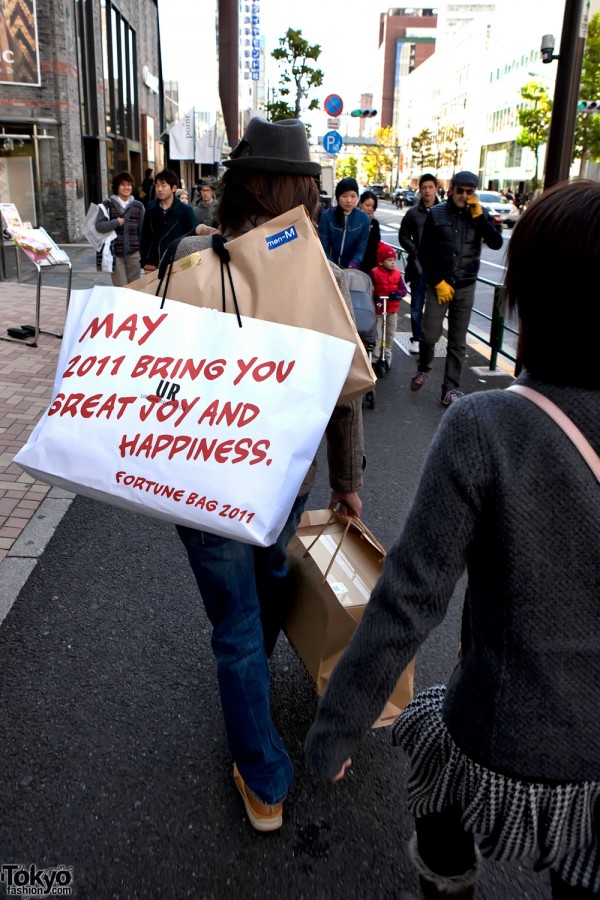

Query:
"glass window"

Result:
[[37, 126, 62, 236], [101, 2, 138, 141]]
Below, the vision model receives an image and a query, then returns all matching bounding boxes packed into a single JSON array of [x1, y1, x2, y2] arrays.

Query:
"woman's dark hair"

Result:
[[217, 169, 320, 233], [359, 190, 378, 210], [504, 179, 600, 389], [112, 171, 135, 194]]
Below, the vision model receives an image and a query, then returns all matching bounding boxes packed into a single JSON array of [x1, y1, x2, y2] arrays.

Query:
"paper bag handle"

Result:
[[303, 510, 386, 584], [303, 510, 352, 583]]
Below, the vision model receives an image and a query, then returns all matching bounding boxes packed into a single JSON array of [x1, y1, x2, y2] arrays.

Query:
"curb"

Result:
[[0, 486, 75, 626]]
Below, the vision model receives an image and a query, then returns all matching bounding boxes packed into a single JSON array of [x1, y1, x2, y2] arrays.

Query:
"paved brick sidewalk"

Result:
[[0, 244, 109, 571], [0, 282, 69, 562]]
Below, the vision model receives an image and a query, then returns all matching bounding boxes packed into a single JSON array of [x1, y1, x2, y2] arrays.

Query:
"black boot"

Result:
[[419, 874, 475, 899], [409, 835, 478, 899]]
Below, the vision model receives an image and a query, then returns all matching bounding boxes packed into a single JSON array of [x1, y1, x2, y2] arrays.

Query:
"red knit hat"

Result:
[[377, 243, 396, 264]]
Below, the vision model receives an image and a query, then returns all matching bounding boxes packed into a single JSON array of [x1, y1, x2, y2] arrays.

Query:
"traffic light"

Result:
[[350, 109, 377, 118], [577, 100, 600, 113]]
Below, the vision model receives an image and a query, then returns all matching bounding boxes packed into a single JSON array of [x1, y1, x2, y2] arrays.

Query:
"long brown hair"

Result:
[[217, 169, 320, 233], [504, 179, 600, 388]]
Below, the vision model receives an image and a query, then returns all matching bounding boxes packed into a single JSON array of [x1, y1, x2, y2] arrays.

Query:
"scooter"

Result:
[[374, 294, 389, 378]]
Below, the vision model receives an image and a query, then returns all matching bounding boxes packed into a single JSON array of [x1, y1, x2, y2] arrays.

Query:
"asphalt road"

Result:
[[0, 326, 549, 899]]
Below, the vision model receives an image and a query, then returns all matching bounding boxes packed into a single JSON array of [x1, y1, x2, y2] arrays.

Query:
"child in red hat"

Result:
[[371, 243, 407, 374]]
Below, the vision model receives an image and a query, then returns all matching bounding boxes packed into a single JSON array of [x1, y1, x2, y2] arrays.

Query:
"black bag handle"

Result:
[[212, 234, 242, 327], [154, 234, 242, 326], [155, 239, 180, 307]]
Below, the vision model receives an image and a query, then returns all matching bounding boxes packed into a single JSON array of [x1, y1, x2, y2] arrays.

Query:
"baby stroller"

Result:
[[342, 268, 378, 409]]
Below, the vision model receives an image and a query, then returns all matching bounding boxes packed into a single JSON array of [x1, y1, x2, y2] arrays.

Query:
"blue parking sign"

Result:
[[323, 131, 343, 155]]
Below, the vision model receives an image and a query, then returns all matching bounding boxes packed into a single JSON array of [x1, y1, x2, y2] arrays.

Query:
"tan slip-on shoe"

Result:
[[233, 763, 283, 832]]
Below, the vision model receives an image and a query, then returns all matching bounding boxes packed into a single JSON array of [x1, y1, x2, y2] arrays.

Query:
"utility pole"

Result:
[[544, 0, 590, 188]]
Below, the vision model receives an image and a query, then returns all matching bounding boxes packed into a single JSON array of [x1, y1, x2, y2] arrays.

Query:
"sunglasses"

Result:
[[454, 187, 476, 195]]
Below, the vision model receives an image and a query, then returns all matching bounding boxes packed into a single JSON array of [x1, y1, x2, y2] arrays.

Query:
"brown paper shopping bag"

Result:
[[128, 206, 375, 402], [285, 510, 414, 728]]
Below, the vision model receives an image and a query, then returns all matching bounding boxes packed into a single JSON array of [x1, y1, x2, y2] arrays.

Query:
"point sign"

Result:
[[324, 93, 343, 117], [323, 131, 343, 155]]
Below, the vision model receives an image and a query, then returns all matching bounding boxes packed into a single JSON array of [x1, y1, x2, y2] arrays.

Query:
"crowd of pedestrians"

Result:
[[409, 170, 503, 406], [80, 129, 599, 899], [93, 166, 222, 280]]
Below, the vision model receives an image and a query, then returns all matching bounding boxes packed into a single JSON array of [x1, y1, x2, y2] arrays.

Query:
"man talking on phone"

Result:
[[410, 170, 503, 406]]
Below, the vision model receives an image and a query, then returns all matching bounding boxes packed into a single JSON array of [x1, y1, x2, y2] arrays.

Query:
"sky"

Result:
[[158, 0, 381, 120], [158, 0, 600, 126]]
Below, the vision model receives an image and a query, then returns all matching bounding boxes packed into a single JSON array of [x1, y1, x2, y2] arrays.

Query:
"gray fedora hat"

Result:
[[224, 117, 321, 176]]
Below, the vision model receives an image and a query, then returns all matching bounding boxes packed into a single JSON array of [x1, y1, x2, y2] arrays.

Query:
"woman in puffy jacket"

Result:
[[318, 177, 370, 269], [358, 190, 381, 274]]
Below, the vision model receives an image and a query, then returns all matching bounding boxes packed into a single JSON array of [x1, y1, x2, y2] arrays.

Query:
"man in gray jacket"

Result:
[[194, 183, 219, 228]]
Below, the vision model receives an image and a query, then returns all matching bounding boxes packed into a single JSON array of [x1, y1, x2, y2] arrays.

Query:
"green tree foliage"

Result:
[[573, 10, 600, 169], [516, 81, 552, 189], [410, 129, 435, 171], [336, 155, 358, 180], [363, 127, 397, 187], [265, 28, 324, 121], [435, 125, 464, 172]]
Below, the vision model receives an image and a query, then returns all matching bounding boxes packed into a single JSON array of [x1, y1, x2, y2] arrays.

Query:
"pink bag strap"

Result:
[[507, 385, 600, 483]]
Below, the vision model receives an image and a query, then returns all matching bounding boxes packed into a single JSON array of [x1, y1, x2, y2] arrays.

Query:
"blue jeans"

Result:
[[409, 271, 427, 341], [176, 493, 308, 805]]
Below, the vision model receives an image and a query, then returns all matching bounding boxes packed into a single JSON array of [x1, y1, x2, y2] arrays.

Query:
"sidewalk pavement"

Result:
[[0, 246, 110, 613], [0, 244, 514, 618]]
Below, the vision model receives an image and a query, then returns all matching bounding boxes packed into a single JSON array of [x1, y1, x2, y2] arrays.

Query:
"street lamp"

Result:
[[541, 34, 559, 64], [543, 0, 587, 187]]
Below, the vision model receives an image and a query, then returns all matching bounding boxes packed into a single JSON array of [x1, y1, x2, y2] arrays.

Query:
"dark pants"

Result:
[[409, 271, 427, 342], [416, 808, 596, 898], [418, 283, 476, 391]]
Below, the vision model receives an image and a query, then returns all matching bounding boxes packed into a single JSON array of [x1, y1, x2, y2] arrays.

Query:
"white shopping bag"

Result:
[[14, 287, 355, 546], [82, 202, 108, 252]]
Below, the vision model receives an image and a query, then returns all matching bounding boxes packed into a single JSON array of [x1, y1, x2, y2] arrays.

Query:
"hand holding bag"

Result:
[[285, 509, 415, 728]]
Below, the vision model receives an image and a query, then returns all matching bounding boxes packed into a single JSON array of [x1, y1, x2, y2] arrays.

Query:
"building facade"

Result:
[[392, 0, 600, 190], [0, 0, 163, 242], [238, 0, 265, 135], [378, 8, 438, 130]]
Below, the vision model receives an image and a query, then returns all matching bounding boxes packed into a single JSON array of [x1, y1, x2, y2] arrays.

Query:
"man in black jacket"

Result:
[[410, 171, 503, 406], [139, 169, 196, 271], [398, 172, 439, 354]]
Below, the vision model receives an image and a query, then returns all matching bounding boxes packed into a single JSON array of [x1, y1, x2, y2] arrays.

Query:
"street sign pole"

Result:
[[544, 0, 588, 188]]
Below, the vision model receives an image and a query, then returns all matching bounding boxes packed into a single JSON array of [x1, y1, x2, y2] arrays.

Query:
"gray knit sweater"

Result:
[[305, 373, 600, 783]]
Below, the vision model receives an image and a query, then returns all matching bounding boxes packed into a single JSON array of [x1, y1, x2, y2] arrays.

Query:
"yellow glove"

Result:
[[434, 280, 455, 304], [467, 195, 483, 218]]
